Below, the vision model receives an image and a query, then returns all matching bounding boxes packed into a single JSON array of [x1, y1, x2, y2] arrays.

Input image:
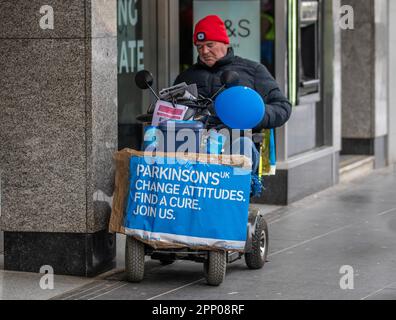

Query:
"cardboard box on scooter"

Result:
[[109, 148, 251, 250]]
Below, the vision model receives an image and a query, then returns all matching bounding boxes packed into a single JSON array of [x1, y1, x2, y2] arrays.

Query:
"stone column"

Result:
[[0, 0, 118, 276], [388, 0, 396, 165], [341, 0, 389, 168]]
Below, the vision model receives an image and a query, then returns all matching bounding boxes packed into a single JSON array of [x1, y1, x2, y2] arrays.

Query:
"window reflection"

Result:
[[117, 0, 145, 150], [179, 0, 276, 76]]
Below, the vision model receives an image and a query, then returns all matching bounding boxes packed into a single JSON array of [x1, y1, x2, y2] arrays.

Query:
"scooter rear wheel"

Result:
[[125, 236, 145, 282], [203, 251, 226, 286]]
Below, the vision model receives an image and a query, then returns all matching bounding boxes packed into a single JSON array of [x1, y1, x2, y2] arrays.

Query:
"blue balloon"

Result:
[[214, 86, 265, 130]]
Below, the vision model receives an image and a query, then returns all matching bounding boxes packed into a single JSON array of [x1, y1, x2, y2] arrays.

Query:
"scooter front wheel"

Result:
[[125, 236, 145, 282], [245, 215, 268, 269], [203, 250, 226, 286]]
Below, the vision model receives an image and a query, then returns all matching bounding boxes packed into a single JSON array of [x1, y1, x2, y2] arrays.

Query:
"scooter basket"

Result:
[[157, 120, 204, 153]]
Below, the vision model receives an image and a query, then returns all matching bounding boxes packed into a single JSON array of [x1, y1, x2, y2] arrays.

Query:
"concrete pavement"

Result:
[[1, 164, 396, 300]]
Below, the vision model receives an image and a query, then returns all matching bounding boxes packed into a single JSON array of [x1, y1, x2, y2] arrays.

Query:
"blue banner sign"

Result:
[[124, 156, 251, 251]]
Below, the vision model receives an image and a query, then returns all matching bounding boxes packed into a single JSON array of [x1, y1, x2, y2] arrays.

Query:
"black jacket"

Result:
[[174, 48, 292, 131]]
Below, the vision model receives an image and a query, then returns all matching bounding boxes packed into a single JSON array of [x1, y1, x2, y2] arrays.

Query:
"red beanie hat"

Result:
[[193, 15, 230, 45]]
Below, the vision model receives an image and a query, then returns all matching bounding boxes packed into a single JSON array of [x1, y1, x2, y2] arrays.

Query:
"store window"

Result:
[[179, 0, 276, 76], [117, 0, 144, 150]]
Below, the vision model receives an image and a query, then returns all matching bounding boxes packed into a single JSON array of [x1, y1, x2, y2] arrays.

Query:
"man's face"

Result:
[[196, 41, 229, 67]]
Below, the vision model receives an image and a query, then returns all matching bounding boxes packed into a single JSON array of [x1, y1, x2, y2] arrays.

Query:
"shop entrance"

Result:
[[117, 0, 180, 150]]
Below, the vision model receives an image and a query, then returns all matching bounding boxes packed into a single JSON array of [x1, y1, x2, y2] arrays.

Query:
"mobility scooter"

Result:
[[124, 70, 269, 286]]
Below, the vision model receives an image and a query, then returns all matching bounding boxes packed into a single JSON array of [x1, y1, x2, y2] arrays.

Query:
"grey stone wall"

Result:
[[0, 1, 117, 233], [389, 0, 396, 164], [341, 0, 375, 139], [341, 0, 389, 140], [374, 0, 389, 138], [331, 0, 342, 151]]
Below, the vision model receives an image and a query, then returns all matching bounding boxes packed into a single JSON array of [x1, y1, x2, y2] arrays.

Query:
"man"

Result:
[[174, 15, 292, 172]]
